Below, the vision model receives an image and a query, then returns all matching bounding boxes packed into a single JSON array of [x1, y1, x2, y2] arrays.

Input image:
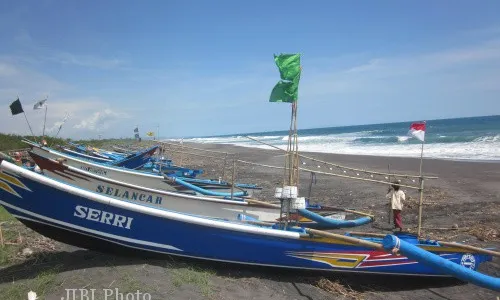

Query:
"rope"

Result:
[[236, 159, 422, 189], [245, 136, 438, 179], [308, 172, 317, 199], [299, 166, 422, 190], [236, 159, 286, 170], [165, 149, 225, 160], [159, 140, 232, 155]]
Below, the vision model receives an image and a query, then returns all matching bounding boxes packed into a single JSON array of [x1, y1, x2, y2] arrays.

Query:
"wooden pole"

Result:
[[309, 205, 374, 218], [179, 141, 184, 166], [387, 163, 392, 224], [23, 111, 38, 144], [230, 159, 236, 199], [283, 103, 295, 186], [306, 228, 384, 251], [245, 198, 281, 208], [222, 152, 227, 180], [42, 104, 48, 138], [347, 232, 500, 257], [159, 145, 163, 174], [293, 100, 299, 188], [417, 140, 425, 237], [417, 178, 425, 237], [419, 140, 424, 176], [436, 241, 500, 258]]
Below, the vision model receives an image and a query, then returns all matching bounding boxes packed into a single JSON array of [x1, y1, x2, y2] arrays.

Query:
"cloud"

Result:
[[301, 38, 500, 98], [0, 49, 130, 139], [46, 51, 124, 69], [73, 109, 129, 131], [10, 29, 125, 70], [1, 96, 131, 139], [0, 58, 66, 95]]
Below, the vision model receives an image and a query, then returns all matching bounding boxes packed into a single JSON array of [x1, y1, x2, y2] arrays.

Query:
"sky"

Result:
[[1, 0, 500, 139]]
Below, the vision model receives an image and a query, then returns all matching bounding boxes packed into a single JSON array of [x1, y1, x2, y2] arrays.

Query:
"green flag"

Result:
[[269, 79, 300, 103], [274, 54, 301, 81], [270, 53, 301, 103], [9, 98, 24, 115]]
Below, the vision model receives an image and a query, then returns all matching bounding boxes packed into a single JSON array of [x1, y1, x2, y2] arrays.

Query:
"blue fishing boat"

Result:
[[26, 141, 263, 198], [66, 142, 127, 161], [66, 143, 206, 179], [60, 146, 114, 163], [0, 158, 496, 288], [25, 140, 158, 170], [141, 158, 204, 178]]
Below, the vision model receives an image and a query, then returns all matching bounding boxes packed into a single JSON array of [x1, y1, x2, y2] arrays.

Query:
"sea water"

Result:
[[173, 115, 500, 161]]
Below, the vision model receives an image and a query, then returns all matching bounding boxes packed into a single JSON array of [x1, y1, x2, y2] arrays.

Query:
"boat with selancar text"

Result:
[[28, 150, 373, 228], [25, 140, 263, 198]]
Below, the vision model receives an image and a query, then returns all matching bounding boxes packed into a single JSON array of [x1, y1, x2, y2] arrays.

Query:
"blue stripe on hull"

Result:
[[0, 173, 481, 276]]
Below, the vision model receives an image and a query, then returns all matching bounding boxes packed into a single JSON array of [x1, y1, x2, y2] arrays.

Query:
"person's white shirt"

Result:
[[386, 190, 405, 210]]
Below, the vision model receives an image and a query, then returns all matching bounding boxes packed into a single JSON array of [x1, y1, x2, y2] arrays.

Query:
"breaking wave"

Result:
[[171, 116, 500, 161]]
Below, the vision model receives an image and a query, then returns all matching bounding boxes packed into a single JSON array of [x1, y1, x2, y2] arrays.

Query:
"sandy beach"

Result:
[[0, 142, 498, 300]]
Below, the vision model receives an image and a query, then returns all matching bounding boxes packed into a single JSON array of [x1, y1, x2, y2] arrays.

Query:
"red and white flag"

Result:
[[409, 122, 426, 142]]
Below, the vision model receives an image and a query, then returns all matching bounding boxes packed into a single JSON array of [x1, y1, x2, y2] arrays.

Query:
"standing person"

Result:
[[386, 180, 405, 231]]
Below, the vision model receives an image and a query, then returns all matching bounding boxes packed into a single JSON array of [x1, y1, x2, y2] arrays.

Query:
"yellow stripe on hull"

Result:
[[0, 172, 31, 191], [0, 180, 21, 198]]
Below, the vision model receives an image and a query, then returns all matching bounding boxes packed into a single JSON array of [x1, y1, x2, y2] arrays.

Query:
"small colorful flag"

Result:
[[9, 98, 24, 115], [408, 122, 426, 142], [33, 99, 47, 110], [146, 131, 154, 137]]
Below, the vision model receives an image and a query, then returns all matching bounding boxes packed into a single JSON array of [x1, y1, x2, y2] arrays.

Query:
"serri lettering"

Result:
[[73, 205, 133, 229]]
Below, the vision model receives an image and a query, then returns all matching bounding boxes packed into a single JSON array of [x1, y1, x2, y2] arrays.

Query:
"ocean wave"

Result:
[[229, 140, 499, 160], [175, 116, 500, 161], [473, 134, 500, 143], [295, 142, 500, 161], [350, 136, 411, 144]]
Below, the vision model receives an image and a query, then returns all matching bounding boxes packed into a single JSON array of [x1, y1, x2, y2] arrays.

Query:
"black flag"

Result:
[[9, 98, 24, 115]]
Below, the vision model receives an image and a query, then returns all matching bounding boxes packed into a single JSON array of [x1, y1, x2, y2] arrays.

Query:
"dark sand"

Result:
[[0, 143, 498, 300]]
